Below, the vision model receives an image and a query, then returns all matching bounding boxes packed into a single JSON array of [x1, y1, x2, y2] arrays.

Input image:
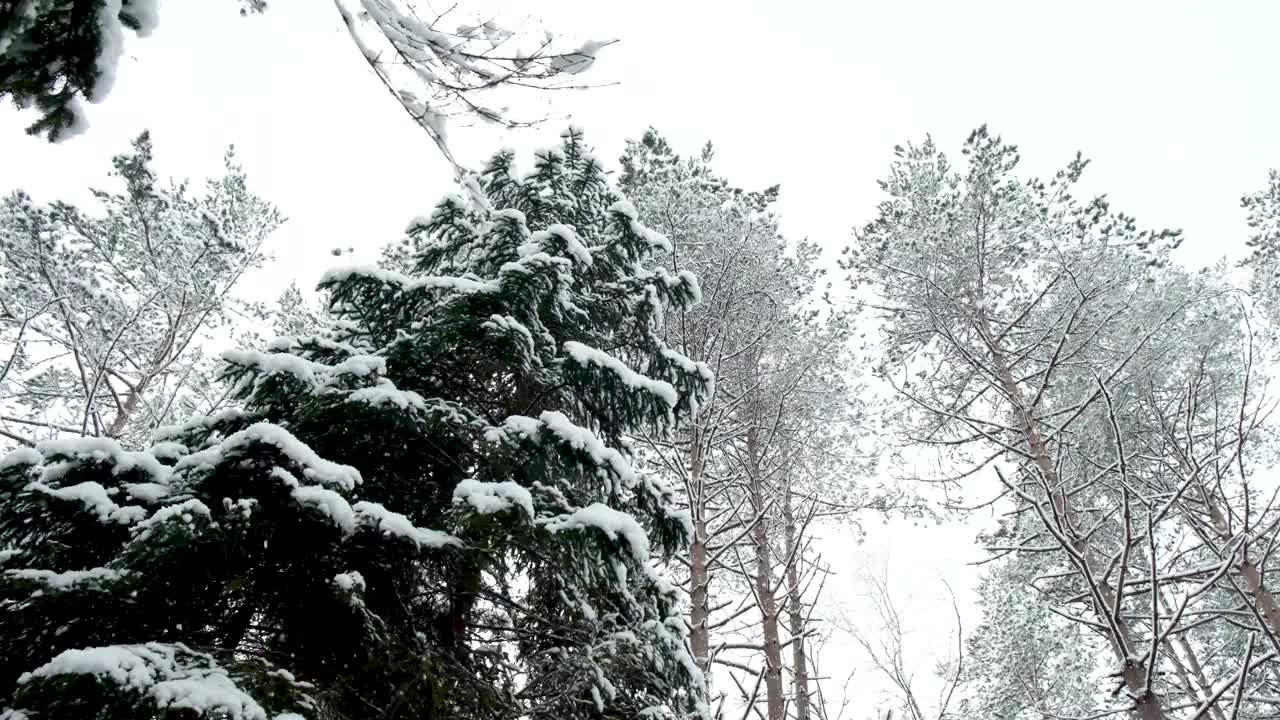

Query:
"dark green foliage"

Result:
[[0, 0, 264, 141], [0, 128, 710, 720], [1, 0, 151, 140]]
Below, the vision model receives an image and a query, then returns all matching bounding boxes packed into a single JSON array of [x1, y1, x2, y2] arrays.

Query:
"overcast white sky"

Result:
[[3, 1, 1278, 716]]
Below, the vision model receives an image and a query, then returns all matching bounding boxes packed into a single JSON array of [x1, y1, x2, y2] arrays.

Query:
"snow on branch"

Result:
[[538, 411, 635, 486], [353, 501, 461, 549], [152, 409, 250, 445], [34, 436, 171, 484], [453, 478, 534, 518], [563, 341, 678, 408], [541, 502, 650, 564], [519, 225, 594, 267], [10, 643, 297, 720], [220, 349, 386, 392], [4, 567, 129, 592], [333, 0, 615, 164], [0, 446, 42, 471], [319, 265, 499, 295], [24, 481, 149, 525], [175, 422, 362, 492], [132, 499, 214, 543]]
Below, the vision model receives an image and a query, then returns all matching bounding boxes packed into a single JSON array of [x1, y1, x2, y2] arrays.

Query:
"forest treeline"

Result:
[[3, 2, 1280, 720]]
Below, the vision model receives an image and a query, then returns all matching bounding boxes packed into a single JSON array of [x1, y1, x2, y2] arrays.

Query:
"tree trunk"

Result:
[[688, 426, 712, 679], [1158, 592, 1226, 720], [1240, 559, 1280, 638], [107, 376, 150, 438], [749, 421, 786, 720], [782, 485, 812, 720], [1202, 497, 1280, 641]]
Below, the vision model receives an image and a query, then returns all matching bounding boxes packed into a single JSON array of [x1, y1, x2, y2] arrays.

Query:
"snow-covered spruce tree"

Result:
[[1, 0, 161, 140], [0, 0, 266, 141], [0, 127, 711, 720]]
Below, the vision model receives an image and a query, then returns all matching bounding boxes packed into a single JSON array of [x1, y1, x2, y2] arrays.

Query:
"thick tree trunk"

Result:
[[979, 314, 1168, 720], [782, 486, 812, 720], [1240, 560, 1280, 637], [749, 422, 786, 720], [1202, 498, 1280, 641]]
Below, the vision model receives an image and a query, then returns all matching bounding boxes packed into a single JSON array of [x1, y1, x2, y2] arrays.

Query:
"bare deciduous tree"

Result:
[[836, 566, 963, 720]]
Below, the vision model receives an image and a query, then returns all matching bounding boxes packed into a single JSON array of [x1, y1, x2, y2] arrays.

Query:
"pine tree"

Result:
[[0, 127, 711, 720], [960, 537, 1107, 718], [618, 128, 871, 720], [1242, 169, 1280, 327], [0, 131, 281, 450], [850, 127, 1280, 719], [271, 282, 324, 339], [847, 127, 1199, 720], [617, 127, 791, 691]]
